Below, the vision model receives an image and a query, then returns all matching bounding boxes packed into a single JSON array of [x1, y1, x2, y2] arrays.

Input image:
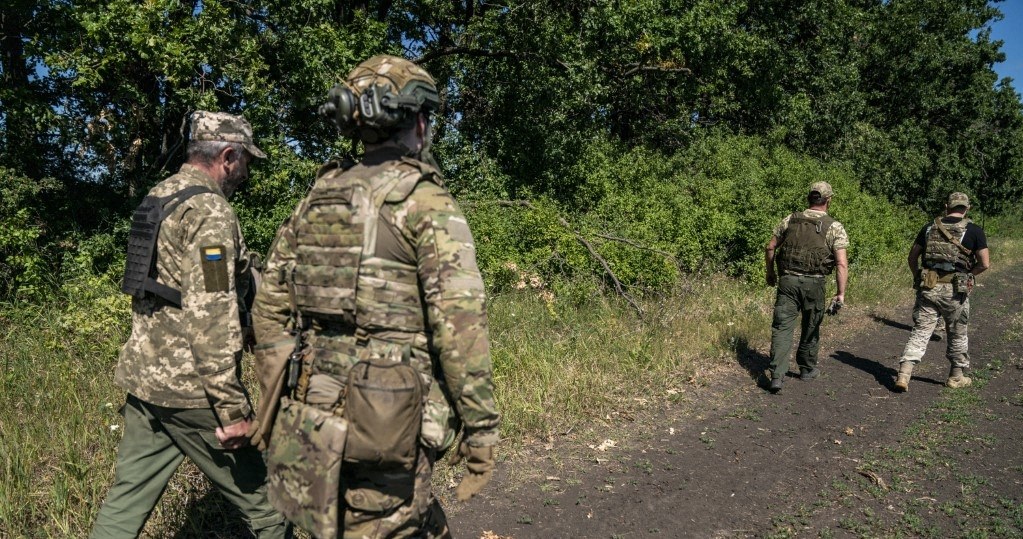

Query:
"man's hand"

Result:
[[766, 272, 777, 287], [216, 418, 253, 450], [449, 441, 495, 501]]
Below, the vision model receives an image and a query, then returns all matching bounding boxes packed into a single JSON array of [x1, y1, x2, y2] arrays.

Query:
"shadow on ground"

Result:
[[733, 336, 771, 389], [171, 489, 252, 539], [831, 350, 943, 391], [871, 314, 943, 341]]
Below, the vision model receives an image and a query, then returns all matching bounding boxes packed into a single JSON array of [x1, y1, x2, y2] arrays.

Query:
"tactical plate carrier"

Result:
[[121, 186, 214, 306]]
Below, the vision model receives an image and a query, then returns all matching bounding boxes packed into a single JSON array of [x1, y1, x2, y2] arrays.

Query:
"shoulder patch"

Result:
[[200, 245, 230, 293]]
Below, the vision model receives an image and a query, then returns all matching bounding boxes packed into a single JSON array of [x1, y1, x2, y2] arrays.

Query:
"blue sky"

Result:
[[990, 0, 1023, 90]]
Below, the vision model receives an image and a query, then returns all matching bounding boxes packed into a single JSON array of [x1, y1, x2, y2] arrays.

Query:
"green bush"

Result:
[[463, 133, 919, 297], [0, 168, 62, 300]]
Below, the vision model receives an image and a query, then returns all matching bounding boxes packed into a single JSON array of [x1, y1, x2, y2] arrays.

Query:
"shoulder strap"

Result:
[[159, 185, 216, 220], [932, 218, 972, 257], [145, 185, 217, 306]]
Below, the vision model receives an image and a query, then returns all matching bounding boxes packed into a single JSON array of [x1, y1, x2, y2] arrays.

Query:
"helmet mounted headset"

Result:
[[318, 55, 441, 145]]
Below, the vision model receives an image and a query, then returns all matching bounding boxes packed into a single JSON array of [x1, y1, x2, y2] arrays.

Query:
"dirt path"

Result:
[[446, 268, 1023, 538]]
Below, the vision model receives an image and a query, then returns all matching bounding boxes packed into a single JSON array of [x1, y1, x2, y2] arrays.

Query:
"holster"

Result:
[[248, 339, 294, 451]]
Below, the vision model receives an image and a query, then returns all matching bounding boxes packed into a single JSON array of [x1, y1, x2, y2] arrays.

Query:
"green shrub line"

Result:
[[3, 134, 1021, 535]]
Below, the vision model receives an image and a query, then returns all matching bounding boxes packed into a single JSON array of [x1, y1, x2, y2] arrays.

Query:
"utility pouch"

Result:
[[344, 358, 423, 470], [920, 269, 939, 290], [953, 273, 974, 296], [266, 397, 348, 539]]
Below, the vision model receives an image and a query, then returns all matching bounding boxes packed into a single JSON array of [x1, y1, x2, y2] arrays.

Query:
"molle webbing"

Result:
[[121, 186, 214, 306], [776, 213, 836, 276], [924, 218, 973, 272], [290, 162, 432, 332]]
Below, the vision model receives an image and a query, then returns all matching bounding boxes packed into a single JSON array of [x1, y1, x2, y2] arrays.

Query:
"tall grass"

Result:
[[2, 232, 1019, 537]]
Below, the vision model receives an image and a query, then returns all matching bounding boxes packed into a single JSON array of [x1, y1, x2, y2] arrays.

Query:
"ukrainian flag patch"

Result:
[[203, 247, 223, 261], [200, 245, 229, 292]]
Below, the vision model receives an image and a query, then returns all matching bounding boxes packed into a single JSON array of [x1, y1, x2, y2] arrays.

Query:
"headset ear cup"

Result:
[[320, 84, 358, 135]]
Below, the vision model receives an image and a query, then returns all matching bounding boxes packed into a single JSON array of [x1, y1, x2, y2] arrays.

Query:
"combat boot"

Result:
[[946, 367, 972, 388], [894, 362, 913, 392]]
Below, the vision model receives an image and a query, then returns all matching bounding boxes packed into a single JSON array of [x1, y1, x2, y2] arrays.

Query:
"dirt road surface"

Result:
[[446, 268, 1023, 538]]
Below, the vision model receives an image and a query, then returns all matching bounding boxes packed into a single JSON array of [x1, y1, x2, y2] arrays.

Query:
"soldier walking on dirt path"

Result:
[[894, 192, 990, 392], [764, 182, 849, 393], [249, 55, 500, 538], [91, 112, 290, 538]]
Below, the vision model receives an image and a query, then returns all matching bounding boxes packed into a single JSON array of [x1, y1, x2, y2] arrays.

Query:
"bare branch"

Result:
[[594, 233, 682, 270], [415, 47, 570, 71], [622, 64, 692, 78], [492, 200, 643, 316]]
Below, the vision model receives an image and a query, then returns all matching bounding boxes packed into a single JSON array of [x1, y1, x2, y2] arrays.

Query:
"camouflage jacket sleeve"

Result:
[[252, 210, 300, 344], [178, 195, 252, 425], [404, 182, 501, 447]]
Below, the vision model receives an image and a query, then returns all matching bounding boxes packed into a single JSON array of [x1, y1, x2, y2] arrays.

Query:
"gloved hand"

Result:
[[449, 441, 495, 501], [825, 297, 844, 316]]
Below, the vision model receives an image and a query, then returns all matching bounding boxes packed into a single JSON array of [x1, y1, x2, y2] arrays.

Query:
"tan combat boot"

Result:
[[946, 367, 972, 388], [894, 362, 913, 392]]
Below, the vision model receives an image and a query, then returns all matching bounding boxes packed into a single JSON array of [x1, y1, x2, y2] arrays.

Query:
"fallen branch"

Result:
[[494, 200, 643, 316]]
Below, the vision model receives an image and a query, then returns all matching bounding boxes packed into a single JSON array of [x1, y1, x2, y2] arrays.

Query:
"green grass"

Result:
[[3, 236, 1022, 537]]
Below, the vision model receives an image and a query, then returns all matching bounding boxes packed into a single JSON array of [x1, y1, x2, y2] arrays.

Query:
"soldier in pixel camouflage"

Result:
[[894, 192, 990, 392], [91, 112, 290, 539], [764, 181, 849, 394], [249, 55, 500, 538]]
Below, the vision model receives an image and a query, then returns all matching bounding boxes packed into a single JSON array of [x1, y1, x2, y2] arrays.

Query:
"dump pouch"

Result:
[[344, 358, 424, 470], [920, 269, 939, 290], [266, 397, 348, 539]]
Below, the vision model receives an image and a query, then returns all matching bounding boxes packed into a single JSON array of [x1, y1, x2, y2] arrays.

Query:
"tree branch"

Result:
[[493, 200, 643, 316], [622, 64, 693, 78], [415, 47, 570, 71]]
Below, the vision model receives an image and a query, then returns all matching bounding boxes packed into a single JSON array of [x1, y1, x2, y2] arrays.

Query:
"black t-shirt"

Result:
[[914, 217, 987, 270]]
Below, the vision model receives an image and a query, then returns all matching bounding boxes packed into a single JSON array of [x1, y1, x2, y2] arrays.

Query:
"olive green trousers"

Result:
[[769, 274, 827, 379], [90, 395, 289, 538]]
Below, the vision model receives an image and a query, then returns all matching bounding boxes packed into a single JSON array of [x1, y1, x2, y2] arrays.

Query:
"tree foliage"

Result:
[[1, 0, 1021, 299]]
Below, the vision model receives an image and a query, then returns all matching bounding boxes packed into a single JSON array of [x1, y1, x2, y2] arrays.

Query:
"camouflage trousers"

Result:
[[900, 283, 970, 368], [90, 395, 289, 538], [341, 448, 450, 538]]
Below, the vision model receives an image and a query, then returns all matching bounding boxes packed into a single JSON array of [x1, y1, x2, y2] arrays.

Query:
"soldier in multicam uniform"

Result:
[[249, 55, 500, 538], [894, 192, 990, 392], [91, 112, 290, 539], [764, 181, 849, 393]]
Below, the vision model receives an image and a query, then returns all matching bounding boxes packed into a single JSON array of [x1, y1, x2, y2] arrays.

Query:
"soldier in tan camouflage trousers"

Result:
[[250, 55, 500, 538], [91, 112, 289, 538], [894, 192, 990, 392]]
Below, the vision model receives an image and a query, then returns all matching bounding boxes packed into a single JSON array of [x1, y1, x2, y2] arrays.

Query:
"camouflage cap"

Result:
[[947, 192, 970, 209], [809, 181, 834, 199], [190, 111, 266, 159]]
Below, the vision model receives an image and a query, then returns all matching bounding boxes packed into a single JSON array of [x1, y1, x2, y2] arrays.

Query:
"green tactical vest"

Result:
[[923, 217, 973, 272], [776, 212, 837, 276]]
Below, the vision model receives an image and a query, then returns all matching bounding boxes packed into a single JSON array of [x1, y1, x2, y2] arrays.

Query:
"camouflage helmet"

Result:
[[319, 54, 440, 143]]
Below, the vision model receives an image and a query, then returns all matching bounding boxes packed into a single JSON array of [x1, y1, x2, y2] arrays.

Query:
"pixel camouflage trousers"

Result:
[[900, 283, 970, 368]]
